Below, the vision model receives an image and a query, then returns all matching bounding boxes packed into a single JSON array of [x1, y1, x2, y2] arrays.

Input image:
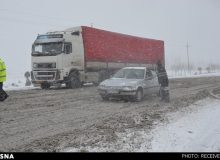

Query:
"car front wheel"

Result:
[[134, 88, 143, 102]]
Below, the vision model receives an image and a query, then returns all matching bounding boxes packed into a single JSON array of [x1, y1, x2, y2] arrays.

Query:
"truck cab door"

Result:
[[62, 43, 73, 70]]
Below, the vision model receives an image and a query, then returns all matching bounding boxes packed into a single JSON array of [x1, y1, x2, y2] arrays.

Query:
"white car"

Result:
[[98, 67, 160, 101]]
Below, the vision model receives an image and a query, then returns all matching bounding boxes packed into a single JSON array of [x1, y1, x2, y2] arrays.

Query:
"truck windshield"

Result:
[[32, 42, 63, 56], [113, 69, 145, 79]]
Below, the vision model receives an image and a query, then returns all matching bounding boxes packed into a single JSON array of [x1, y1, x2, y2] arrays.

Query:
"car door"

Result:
[[143, 70, 155, 95]]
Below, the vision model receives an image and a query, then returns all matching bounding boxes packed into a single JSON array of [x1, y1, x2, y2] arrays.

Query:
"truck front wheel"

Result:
[[66, 71, 81, 89]]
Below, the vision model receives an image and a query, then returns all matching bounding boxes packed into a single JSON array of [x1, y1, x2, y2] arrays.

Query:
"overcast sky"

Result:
[[0, 0, 220, 76]]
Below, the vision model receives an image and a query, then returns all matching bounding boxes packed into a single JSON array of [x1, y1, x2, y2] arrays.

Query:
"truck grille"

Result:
[[33, 71, 57, 81], [34, 63, 56, 69]]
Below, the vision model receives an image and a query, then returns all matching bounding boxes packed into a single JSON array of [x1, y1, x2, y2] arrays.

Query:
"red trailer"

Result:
[[81, 26, 164, 68]]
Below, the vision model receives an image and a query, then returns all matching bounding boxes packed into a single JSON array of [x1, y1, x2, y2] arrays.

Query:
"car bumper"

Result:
[[98, 89, 136, 96]]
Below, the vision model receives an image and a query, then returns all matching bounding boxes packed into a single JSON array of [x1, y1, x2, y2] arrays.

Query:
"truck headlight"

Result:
[[33, 63, 38, 68]]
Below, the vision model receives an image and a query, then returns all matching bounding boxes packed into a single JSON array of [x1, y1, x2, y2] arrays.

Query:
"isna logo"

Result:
[[0, 154, 14, 159]]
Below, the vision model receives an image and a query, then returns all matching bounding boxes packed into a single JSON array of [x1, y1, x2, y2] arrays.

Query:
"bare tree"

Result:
[[206, 67, 211, 73], [208, 63, 220, 72], [170, 61, 194, 76]]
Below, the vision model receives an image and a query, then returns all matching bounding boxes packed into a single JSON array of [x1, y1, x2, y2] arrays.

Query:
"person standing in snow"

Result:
[[156, 60, 170, 102], [0, 58, 8, 101]]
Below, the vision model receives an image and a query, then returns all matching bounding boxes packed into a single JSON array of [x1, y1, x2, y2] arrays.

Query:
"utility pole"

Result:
[[186, 42, 190, 74]]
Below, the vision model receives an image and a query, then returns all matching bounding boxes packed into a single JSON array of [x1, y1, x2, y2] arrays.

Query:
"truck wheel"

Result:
[[134, 88, 143, 102], [66, 71, 81, 89], [41, 83, 50, 89]]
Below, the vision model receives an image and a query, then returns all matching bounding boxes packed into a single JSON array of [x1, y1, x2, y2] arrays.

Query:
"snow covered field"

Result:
[[168, 70, 220, 79]]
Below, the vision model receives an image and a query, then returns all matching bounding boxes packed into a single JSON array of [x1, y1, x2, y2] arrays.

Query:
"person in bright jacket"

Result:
[[0, 58, 8, 101]]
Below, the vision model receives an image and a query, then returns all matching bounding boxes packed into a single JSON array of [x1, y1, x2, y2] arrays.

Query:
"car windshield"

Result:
[[32, 42, 63, 56], [113, 68, 145, 79]]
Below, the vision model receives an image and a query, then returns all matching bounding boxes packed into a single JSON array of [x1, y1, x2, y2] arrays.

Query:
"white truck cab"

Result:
[[31, 27, 85, 89]]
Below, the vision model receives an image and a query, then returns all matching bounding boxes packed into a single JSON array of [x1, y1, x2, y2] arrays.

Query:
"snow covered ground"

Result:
[[63, 98, 220, 152], [149, 98, 220, 152], [2, 72, 220, 152], [3, 74, 35, 91], [2, 71, 220, 152]]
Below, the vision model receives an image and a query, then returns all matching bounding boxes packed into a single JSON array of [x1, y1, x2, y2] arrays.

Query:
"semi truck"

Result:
[[31, 26, 164, 89]]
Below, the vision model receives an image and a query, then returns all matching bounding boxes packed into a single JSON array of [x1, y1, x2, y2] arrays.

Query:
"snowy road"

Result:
[[150, 98, 220, 152], [0, 76, 220, 152]]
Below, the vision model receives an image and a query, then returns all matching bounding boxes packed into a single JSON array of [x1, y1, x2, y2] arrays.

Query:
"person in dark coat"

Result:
[[156, 61, 170, 102]]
